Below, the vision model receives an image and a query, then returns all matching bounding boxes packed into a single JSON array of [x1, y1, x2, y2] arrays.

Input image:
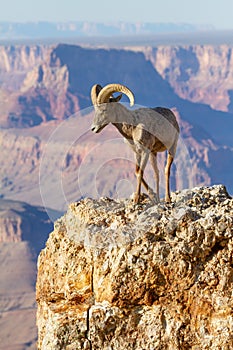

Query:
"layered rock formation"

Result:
[[0, 199, 56, 350], [36, 185, 233, 349], [2, 43, 233, 129], [0, 44, 81, 127], [143, 45, 233, 112]]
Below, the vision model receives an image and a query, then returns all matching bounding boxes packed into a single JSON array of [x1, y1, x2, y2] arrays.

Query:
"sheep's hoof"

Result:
[[133, 194, 140, 204], [133, 192, 147, 204]]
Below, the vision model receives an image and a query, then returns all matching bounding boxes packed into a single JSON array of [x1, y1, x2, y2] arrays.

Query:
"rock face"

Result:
[[36, 185, 233, 349], [0, 198, 58, 253], [0, 199, 56, 350], [143, 45, 233, 112], [0, 44, 81, 127], [2, 43, 233, 130]]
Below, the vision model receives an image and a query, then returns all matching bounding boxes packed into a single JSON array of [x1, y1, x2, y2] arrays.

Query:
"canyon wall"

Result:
[[0, 199, 55, 349], [143, 45, 233, 112], [1, 43, 233, 127]]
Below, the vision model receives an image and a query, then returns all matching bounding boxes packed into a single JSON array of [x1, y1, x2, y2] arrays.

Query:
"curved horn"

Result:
[[91, 84, 103, 105], [97, 83, 135, 106]]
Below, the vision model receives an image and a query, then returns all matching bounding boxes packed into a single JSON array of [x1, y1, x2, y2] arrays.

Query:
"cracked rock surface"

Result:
[[36, 185, 233, 349]]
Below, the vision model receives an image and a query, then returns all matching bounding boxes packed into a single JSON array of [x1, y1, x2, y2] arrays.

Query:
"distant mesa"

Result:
[[0, 21, 210, 41]]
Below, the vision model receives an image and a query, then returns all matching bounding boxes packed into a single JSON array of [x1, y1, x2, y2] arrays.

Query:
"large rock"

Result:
[[36, 185, 233, 349]]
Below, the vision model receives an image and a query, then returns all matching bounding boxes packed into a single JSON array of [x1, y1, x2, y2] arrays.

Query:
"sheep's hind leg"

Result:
[[165, 153, 173, 203]]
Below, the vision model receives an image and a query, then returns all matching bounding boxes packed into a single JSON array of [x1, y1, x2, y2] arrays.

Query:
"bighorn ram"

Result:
[[91, 83, 179, 204]]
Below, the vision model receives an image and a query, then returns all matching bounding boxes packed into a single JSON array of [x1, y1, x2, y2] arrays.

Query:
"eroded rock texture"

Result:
[[36, 185, 233, 349]]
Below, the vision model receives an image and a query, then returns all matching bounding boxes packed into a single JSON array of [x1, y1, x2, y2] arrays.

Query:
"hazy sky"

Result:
[[1, 0, 233, 30]]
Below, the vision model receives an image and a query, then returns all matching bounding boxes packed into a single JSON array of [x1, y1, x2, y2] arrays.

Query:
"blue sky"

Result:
[[1, 0, 233, 30]]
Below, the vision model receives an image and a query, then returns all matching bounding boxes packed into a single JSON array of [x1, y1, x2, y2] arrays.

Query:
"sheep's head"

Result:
[[91, 83, 135, 133]]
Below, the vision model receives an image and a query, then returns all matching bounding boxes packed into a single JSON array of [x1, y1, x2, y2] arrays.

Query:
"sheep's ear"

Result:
[[91, 84, 103, 105], [109, 93, 122, 103], [96, 84, 103, 96]]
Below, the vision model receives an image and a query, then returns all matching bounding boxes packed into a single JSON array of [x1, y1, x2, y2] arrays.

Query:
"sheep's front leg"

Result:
[[134, 151, 149, 204], [165, 153, 173, 202]]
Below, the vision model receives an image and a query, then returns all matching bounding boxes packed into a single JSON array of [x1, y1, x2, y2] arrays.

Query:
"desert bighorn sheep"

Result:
[[91, 83, 179, 204]]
